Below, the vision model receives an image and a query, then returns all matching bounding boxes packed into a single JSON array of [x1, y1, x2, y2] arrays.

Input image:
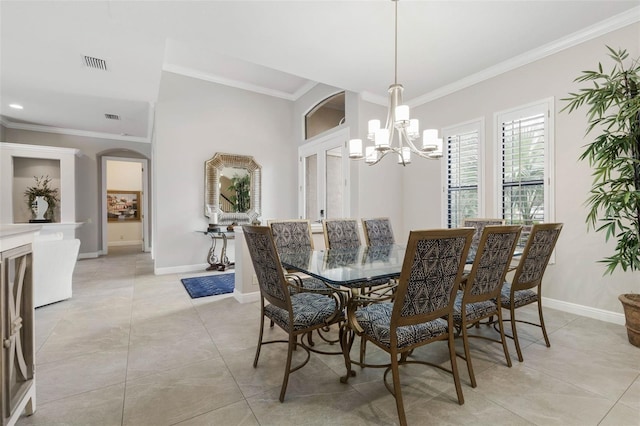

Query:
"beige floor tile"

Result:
[[126, 326, 222, 380], [122, 358, 244, 426], [173, 400, 259, 426], [403, 385, 535, 426], [474, 363, 617, 425], [619, 375, 640, 411], [598, 400, 640, 426], [17, 383, 125, 426], [247, 388, 396, 426], [36, 347, 128, 405], [520, 337, 639, 400]]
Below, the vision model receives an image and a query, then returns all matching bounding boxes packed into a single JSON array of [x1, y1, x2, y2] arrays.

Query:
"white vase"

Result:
[[31, 196, 49, 221]]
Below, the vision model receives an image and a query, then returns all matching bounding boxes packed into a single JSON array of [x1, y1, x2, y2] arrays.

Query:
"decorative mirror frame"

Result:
[[205, 153, 261, 225]]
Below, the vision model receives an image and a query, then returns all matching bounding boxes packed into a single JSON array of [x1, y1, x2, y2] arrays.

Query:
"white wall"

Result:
[[403, 23, 640, 314], [153, 71, 296, 271]]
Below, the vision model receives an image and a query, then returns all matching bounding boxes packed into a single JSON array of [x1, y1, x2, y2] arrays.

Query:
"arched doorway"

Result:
[[99, 151, 151, 255]]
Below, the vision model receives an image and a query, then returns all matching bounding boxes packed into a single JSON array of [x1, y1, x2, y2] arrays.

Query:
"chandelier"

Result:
[[348, 0, 442, 166]]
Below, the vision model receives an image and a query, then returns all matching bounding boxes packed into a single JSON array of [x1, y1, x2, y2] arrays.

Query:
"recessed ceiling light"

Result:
[[9, 104, 23, 110]]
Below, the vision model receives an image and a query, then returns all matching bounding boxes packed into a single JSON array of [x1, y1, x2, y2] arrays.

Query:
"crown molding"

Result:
[[1, 118, 150, 143], [163, 63, 316, 101], [407, 6, 640, 107]]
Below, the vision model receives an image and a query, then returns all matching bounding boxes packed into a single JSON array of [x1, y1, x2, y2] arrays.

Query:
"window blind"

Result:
[[447, 130, 479, 228], [501, 113, 545, 226]]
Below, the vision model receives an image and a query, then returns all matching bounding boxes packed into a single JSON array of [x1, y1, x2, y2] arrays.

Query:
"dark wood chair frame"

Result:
[[498, 222, 563, 362], [243, 225, 344, 402], [341, 228, 474, 426], [454, 225, 522, 387]]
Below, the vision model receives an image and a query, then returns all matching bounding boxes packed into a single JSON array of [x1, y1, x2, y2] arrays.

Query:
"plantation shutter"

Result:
[[447, 129, 479, 228], [501, 113, 545, 227]]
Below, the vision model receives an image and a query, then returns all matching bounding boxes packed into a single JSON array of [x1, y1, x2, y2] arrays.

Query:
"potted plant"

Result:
[[563, 47, 640, 347], [24, 175, 59, 222]]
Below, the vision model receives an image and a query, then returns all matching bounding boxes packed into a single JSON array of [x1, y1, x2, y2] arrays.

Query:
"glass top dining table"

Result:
[[279, 245, 406, 287], [279, 244, 498, 287]]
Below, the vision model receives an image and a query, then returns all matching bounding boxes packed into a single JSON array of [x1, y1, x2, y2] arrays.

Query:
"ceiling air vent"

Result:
[[104, 113, 120, 120], [83, 55, 108, 71]]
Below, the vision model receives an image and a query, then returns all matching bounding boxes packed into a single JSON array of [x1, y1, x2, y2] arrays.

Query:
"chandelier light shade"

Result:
[[349, 0, 442, 166]]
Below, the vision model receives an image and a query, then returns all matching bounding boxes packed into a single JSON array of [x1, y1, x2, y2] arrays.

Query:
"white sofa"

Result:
[[32, 232, 80, 307]]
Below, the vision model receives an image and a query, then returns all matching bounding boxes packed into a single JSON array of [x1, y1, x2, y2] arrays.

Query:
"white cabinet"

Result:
[[0, 225, 37, 426]]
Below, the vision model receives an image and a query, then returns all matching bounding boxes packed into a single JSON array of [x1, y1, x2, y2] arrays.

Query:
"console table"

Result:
[[200, 230, 235, 271]]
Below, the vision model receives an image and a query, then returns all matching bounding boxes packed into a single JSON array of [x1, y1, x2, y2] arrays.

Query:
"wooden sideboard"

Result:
[[0, 225, 37, 426]]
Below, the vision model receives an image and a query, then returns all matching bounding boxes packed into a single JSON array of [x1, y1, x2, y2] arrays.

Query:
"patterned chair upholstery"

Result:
[[242, 225, 343, 402], [462, 218, 505, 253], [497, 223, 563, 362], [344, 228, 474, 426], [270, 219, 315, 252], [452, 225, 522, 387], [322, 219, 361, 249], [362, 217, 395, 247], [268, 219, 328, 292]]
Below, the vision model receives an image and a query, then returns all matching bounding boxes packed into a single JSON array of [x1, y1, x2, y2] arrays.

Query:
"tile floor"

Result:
[[17, 246, 640, 426]]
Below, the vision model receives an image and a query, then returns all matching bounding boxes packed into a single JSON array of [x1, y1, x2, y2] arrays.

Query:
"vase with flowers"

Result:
[[24, 175, 59, 223]]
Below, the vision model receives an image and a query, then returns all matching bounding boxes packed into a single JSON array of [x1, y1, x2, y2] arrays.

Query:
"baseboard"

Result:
[[154, 263, 210, 275], [542, 296, 625, 325], [78, 251, 100, 259], [234, 290, 259, 304], [108, 240, 142, 247]]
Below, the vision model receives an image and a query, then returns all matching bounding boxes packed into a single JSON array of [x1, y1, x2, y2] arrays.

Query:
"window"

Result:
[[442, 120, 483, 228], [305, 92, 345, 140], [496, 98, 554, 243]]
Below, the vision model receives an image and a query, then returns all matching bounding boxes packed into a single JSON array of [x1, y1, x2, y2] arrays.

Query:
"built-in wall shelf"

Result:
[[0, 143, 81, 238]]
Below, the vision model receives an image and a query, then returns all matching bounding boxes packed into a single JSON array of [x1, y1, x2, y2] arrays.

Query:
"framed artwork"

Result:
[[107, 190, 141, 222]]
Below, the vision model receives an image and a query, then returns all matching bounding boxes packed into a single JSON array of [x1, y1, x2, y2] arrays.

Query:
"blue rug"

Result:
[[180, 273, 235, 298]]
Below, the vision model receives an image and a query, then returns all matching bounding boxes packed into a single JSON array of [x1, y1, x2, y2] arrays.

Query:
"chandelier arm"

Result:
[[402, 128, 440, 160]]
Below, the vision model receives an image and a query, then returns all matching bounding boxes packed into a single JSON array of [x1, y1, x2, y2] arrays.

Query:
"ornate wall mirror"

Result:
[[205, 153, 261, 224]]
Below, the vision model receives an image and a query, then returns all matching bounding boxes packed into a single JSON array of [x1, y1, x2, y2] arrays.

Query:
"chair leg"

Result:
[[448, 328, 464, 405], [359, 336, 366, 364], [461, 322, 476, 388], [537, 298, 551, 348], [279, 334, 296, 402], [390, 351, 407, 426], [510, 306, 524, 362], [496, 308, 512, 368], [254, 313, 266, 368]]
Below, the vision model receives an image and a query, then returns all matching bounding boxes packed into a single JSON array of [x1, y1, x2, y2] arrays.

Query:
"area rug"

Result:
[[180, 273, 235, 298]]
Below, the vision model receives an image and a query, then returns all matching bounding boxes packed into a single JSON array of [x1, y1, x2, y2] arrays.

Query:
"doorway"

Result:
[[101, 156, 150, 255]]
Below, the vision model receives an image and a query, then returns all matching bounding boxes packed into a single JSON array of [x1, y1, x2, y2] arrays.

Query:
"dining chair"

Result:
[[343, 228, 474, 426], [324, 218, 396, 363], [268, 219, 345, 350], [242, 225, 343, 402], [362, 217, 395, 246], [462, 218, 505, 251], [269, 219, 316, 252], [322, 218, 362, 249], [452, 225, 522, 388], [269, 219, 340, 291], [497, 222, 563, 362]]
